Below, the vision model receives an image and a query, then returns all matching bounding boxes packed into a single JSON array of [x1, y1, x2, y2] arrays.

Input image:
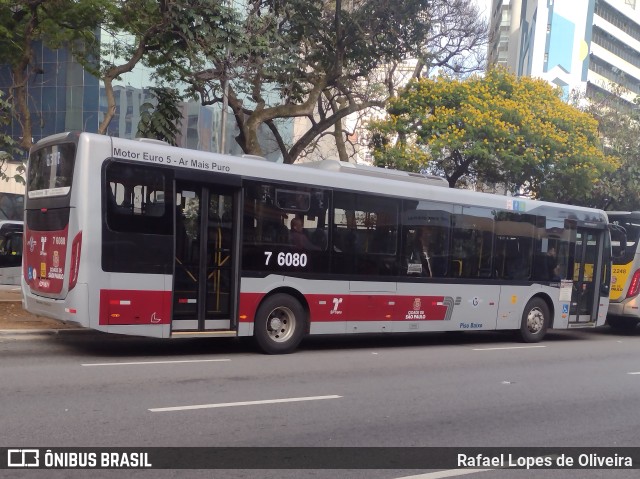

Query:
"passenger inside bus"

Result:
[[407, 228, 432, 277], [290, 217, 320, 250], [545, 247, 562, 280]]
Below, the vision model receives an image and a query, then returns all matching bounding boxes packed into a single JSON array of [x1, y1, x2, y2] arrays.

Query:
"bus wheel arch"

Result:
[[519, 295, 552, 343], [253, 288, 309, 354], [607, 315, 639, 332]]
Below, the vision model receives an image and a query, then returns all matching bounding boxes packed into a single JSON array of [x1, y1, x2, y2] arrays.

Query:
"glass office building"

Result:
[[488, 0, 640, 105], [0, 41, 101, 144], [1, 33, 293, 189]]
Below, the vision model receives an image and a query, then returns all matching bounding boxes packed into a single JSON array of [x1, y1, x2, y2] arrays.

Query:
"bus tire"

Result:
[[254, 294, 306, 354], [607, 316, 639, 332], [519, 297, 549, 343]]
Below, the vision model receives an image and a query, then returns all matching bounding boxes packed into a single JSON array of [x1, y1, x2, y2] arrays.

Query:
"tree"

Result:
[[0, 0, 109, 150], [93, 0, 238, 135], [0, 0, 238, 143], [409, 0, 488, 78], [369, 68, 617, 204], [574, 86, 640, 210], [0, 90, 24, 183], [176, 0, 487, 162], [2, 0, 488, 165], [136, 87, 182, 146]]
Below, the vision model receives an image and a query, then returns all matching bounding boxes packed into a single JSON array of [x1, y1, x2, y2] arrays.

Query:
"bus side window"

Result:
[[104, 161, 171, 235], [8, 234, 22, 256]]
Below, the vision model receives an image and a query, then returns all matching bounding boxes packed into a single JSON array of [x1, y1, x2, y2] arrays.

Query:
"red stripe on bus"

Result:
[[23, 224, 69, 295], [100, 290, 171, 325], [99, 290, 454, 326], [237, 293, 452, 323]]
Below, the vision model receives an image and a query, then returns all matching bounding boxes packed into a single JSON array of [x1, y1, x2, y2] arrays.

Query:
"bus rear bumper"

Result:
[[607, 296, 640, 319], [22, 283, 89, 328]]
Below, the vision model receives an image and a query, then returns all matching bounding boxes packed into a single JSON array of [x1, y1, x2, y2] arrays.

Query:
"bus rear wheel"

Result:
[[254, 294, 306, 354], [607, 316, 639, 332], [519, 297, 549, 343]]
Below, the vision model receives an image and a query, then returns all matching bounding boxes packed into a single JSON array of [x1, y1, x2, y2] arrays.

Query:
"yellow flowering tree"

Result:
[[370, 68, 617, 204]]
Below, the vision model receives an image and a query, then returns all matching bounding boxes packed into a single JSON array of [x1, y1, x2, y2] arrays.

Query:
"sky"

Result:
[[475, 0, 493, 20]]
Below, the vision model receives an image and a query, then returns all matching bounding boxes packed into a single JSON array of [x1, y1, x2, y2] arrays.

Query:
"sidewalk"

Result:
[[0, 285, 81, 333], [0, 284, 21, 302]]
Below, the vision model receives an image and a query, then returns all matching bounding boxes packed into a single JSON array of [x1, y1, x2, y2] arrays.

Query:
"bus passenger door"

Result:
[[569, 228, 606, 325], [172, 182, 238, 333]]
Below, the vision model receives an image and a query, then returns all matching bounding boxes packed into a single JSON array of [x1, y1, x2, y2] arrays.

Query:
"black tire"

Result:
[[607, 316, 639, 332], [254, 294, 306, 354], [519, 297, 549, 343]]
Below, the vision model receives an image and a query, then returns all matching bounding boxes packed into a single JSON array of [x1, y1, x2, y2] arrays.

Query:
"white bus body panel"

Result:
[[22, 133, 610, 342]]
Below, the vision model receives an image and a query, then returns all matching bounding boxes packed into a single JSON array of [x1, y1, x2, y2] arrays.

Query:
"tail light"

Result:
[[69, 231, 82, 291], [626, 269, 640, 298]]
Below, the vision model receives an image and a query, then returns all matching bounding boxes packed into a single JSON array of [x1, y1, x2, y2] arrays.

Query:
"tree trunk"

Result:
[[97, 32, 157, 135], [13, 67, 32, 151], [334, 117, 349, 163]]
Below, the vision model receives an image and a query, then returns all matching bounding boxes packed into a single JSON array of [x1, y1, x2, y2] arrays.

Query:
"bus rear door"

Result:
[[569, 226, 609, 326], [172, 181, 240, 334]]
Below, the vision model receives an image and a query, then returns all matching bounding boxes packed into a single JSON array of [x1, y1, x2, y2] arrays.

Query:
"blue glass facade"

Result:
[[0, 42, 100, 145], [1, 37, 293, 165]]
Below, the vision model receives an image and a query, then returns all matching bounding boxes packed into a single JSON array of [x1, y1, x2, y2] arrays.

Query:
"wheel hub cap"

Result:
[[269, 317, 283, 331]]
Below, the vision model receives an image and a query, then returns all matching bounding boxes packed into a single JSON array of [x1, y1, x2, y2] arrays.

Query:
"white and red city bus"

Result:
[[22, 131, 613, 353]]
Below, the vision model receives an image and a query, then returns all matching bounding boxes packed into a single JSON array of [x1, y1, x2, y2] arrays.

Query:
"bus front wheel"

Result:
[[519, 298, 549, 343], [254, 294, 306, 354]]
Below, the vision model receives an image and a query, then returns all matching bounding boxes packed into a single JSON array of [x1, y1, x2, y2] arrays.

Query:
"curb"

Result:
[[0, 328, 89, 335], [0, 329, 57, 335]]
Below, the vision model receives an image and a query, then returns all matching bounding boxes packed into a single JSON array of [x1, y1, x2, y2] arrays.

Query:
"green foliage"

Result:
[[0, 91, 24, 184], [0, 0, 111, 151], [99, 0, 238, 82], [575, 87, 640, 210], [93, 0, 238, 133], [178, 0, 486, 160], [0, 0, 108, 71], [2, 0, 488, 166], [136, 87, 183, 146], [370, 68, 616, 204]]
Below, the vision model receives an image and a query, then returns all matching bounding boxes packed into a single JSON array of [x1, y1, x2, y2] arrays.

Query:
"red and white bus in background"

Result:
[[22, 131, 613, 353]]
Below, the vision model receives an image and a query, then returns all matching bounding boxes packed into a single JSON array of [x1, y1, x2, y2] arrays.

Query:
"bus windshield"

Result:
[[611, 217, 640, 265], [27, 143, 76, 198]]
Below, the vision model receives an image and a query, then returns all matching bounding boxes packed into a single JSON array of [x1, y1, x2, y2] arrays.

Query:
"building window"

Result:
[[596, 2, 640, 41]]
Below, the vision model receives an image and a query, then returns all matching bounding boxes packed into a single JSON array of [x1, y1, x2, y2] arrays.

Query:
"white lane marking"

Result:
[[82, 359, 230, 366], [396, 469, 494, 479], [472, 345, 547, 351], [149, 395, 342, 412], [628, 372, 640, 375]]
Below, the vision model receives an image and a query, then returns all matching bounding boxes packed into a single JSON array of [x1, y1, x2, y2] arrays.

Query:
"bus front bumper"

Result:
[[608, 294, 640, 319]]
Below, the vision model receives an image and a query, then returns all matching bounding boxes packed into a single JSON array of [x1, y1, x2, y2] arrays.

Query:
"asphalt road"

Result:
[[1, 326, 640, 479]]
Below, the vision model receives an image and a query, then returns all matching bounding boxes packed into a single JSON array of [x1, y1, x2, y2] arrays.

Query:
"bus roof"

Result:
[[108, 133, 609, 225], [31, 132, 609, 226], [607, 211, 640, 219], [297, 159, 450, 187]]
